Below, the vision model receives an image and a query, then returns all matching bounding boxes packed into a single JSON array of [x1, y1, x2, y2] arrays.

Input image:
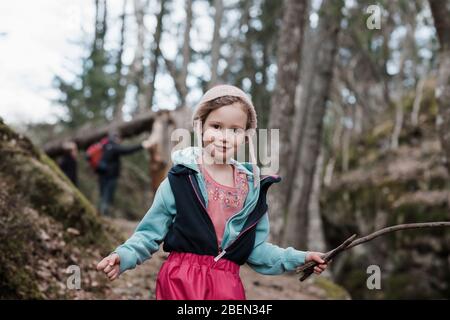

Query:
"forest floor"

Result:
[[103, 218, 349, 300]]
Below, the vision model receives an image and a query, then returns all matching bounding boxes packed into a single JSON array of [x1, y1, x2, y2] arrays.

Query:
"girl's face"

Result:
[[202, 103, 248, 164]]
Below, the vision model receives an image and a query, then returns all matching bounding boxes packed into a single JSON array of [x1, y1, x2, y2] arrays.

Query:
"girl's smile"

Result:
[[214, 144, 231, 152]]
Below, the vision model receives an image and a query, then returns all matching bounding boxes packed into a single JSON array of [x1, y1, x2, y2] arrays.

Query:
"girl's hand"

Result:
[[97, 253, 120, 281], [305, 251, 328, 275]]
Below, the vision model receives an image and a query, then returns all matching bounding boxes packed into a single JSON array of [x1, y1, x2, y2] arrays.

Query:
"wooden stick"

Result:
[[346, 221, 450, 249], [296, 221, 450, 282]]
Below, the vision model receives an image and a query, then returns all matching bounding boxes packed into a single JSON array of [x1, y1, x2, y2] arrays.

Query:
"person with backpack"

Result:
[[87, 131, 151, 216]]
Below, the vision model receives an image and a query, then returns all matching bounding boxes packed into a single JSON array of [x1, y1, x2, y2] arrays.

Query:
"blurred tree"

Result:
[[54, 0, 115, 128], [266, 0, 308, 244], [146, 0, 167, 111], [131, 0, 148, 113], [284, 0, 344, 249], [209, 0, 224, 88], [429, 0, 450, 174], [113, 0, 128, 122], [163, 0, 192, 108], [215, 0, 283, 130], [128, 0, 168, 113]]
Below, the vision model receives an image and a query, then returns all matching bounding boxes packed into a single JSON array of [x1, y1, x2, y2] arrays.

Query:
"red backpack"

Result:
[[86, 137, 109, 172]]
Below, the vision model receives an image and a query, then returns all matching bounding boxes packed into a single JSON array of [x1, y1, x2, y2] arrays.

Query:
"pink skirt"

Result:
[[156, 252, 246, 300]]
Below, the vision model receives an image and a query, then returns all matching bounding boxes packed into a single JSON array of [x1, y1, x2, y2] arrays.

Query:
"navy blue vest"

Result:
[[162, 164, 281, 265]]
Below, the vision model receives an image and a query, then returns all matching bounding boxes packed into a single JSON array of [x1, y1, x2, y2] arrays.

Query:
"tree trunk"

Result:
[[411, 76, 426, 127], [114, 0, 128, 122], [324, 104, 343, 187], [93, 0, 108, 53], [179, 0, 193, 106], [429, 0, 450, 173], [266, 0, 308, 244], [341, 117, 351, 172], [163, 0, 192, 107], [132, 0, 147, 113], [146, 112, 175, 191], [390, 23, 412, 150], [287, 17, 318, 208], [307, 147, 326, 253], [283, 0, 343, 249], [209, 0, 224, 88], [390, 100, 404, 150], [146, 0, 167, 111]]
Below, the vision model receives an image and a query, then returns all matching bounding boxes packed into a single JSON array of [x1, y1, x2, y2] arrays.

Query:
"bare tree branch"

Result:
[[296, 221, 450, 281]]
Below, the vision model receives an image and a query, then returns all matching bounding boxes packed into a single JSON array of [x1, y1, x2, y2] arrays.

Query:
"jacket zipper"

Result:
[[214, 214, 265, 261]]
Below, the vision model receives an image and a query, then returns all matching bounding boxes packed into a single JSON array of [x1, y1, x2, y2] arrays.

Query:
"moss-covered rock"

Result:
[[0, 119, 122, 299]]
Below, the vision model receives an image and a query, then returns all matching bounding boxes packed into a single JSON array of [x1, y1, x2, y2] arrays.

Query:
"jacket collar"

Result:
[[171, 146, 254, 177]]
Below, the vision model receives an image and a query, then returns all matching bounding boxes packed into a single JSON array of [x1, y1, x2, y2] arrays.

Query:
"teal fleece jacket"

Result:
[[114, 146, 307, 275]]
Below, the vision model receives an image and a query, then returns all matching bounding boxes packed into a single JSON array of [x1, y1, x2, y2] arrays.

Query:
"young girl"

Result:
[[97, 84, 328, 300]]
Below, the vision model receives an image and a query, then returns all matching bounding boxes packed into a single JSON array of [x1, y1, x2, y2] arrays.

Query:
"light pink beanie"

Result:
[[192, 84, 260, 188]]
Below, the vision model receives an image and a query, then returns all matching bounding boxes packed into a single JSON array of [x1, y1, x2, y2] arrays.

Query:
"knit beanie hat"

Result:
[[192, 84, 260, 188]]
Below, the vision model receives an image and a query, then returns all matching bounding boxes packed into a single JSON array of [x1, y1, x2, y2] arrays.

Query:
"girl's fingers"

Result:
[[107, 268, 117, 278], [312, 255, 325, 264], [97, 255, 120, 280], [108, 269, 119, 280], [314, 265, 328, 273], [109, 273, 119, 281], [308, 251, 329, 275], [96, 258, 109, 271], [104, 264, 113, 274], [97, 254, 119, 271]]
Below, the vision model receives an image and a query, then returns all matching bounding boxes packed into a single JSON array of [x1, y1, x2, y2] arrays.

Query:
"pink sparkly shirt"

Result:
[[198, 163, 249, 247]]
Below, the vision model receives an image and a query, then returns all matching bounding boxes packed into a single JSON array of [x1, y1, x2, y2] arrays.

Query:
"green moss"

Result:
[[1, 149, 110, 248], [0, 121, 122, 298], [313, 277, 351, 300], [0, 202, 42, 299]]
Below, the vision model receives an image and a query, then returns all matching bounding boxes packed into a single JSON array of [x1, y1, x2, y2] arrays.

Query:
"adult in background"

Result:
[[98, 131, 151, 216]]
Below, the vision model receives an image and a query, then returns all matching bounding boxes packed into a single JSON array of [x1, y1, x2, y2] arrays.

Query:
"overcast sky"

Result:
[[0, 0, 436, 127], [0, 0, 218, 126], [0, 1, 81, 124]]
